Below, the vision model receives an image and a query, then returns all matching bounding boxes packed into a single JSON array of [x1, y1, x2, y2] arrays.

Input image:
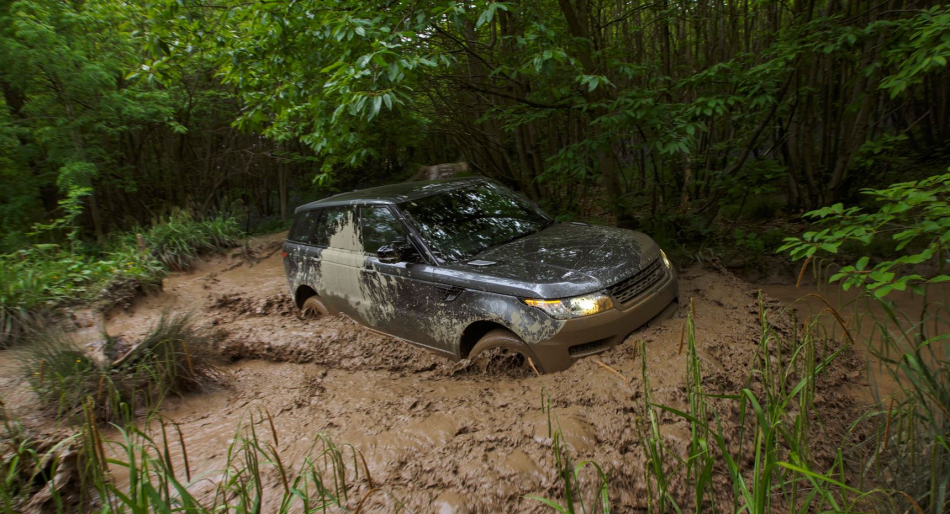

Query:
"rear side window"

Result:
[[315, 208, 349, 247], [289, 210, 321, 245], [360, 206, 406, 254]]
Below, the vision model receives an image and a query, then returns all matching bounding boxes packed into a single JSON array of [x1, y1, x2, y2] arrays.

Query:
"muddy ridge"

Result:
[[0, 234, 864, 513]]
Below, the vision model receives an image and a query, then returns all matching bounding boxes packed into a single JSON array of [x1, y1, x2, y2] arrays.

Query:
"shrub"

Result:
[[0, 246, 165, 347], [133, 213, 243, 270], [0, 213, 241, 347], [20, 313, 219, 424]]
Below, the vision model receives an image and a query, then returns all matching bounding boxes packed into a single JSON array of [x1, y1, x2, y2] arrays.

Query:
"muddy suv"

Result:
[[282, 177, 678, 373]]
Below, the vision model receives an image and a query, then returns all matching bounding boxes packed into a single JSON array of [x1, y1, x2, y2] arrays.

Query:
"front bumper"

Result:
[[527, 268, 679, 373]]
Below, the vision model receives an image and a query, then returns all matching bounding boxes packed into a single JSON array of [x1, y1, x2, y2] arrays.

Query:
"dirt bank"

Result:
[[0, 234, 865, 513]]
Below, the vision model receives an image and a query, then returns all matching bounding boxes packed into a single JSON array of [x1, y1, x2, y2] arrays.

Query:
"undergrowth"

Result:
[[126, 213, 242, 271], [19, 313, 219, 424], [0, 214, 243, 347], [532, 297, 880, 513]]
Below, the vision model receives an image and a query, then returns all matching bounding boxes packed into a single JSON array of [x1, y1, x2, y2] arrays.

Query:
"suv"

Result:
[[282, 177, 678, 373]]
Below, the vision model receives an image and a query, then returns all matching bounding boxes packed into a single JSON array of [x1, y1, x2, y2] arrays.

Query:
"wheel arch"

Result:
[[459, 320, 509, 359], [294, 285, 318, 309]]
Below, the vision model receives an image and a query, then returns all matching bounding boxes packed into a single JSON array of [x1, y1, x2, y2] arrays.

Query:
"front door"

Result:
[[357, 205, 447, 353]]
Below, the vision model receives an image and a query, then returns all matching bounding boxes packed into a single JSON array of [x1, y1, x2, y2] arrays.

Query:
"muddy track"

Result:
[[1, 234, 864, 513]]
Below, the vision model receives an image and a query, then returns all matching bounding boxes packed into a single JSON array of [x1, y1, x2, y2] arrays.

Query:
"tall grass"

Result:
[[1, 403, 379, 513], [526, 391, 611, 513], [81, 409, 373, 513], [0, 400, 85, 512], [1, 213, 241, 347], [859, 296, 950, 514], [19, 313, 218, 424], [531, 295, 875, 513], [131, 213, 242, 271], [644, 297, 867, 513]]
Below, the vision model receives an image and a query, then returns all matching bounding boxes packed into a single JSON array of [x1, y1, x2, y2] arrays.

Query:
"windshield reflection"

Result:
[[399, 182, 551, 262]]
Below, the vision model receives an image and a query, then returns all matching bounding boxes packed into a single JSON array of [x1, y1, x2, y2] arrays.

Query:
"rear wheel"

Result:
[[469, 329, 540, 376], [301, 295, 329, 318]]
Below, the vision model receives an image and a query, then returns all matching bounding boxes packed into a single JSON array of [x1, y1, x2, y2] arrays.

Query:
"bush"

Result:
[[0, 246, 165, 347], [132, 213, 243, 270], [0, 214, 242, 347], [20, 313, 219, 424]]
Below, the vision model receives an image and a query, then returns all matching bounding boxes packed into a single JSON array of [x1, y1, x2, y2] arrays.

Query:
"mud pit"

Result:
[[1, 234, 865, 513]]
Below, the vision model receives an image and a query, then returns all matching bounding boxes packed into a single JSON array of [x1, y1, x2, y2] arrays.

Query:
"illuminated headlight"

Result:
[[523, 293, 614, 320], [660, 249, 671, 269]]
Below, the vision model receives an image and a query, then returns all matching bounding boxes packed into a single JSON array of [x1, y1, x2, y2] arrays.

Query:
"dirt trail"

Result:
[[0, 234, 867, 513]]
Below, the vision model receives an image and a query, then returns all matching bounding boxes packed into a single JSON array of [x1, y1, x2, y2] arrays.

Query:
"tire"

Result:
[[301, 295, 329, 318], [469, 328, 541, 376]]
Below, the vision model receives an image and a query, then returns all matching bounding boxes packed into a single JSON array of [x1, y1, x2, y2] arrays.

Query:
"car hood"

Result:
[[432, 222, 661, 298]]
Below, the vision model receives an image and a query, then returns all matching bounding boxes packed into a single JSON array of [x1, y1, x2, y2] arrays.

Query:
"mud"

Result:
[[0, 233, 872, 513]]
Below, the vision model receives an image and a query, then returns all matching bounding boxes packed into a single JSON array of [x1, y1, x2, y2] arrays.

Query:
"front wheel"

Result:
[[301, 295, 329, 318], [469, 329, 540, 376]]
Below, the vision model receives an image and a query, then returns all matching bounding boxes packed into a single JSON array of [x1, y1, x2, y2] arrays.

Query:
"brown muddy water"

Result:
[[2, 233, 936, 513]]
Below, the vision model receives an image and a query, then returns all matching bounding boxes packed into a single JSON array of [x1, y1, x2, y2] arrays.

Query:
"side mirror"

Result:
[[377, 241, 417, 264]]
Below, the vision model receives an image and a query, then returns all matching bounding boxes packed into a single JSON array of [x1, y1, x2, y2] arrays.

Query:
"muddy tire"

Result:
[[301, 295, 329, 318], [469, 329, 540, 377]]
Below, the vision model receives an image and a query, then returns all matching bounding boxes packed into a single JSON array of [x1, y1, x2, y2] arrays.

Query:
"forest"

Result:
[[1, 0, 948, 250], [1, 1, 950, 513]]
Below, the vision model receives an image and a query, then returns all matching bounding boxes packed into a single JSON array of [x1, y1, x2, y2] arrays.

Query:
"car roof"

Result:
[[294, 176, 487, 213]]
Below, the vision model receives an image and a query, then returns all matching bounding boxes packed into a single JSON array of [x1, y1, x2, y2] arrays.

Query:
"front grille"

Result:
[[608, 257, 664, 304]]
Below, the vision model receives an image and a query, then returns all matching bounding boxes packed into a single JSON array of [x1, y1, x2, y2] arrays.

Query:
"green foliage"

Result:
[[0, 248, 159, 346], [878, 5, 950, 97], [131, 213, 242, 271], [0, 414, 85, 512], [0, 213, 240, 347], [137, 0, 950, 227], [19, 313, 217, 424], [779, 172, 950, 297]]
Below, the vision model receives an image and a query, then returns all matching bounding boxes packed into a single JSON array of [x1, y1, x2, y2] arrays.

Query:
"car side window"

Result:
[[360, 206, 405, 255], [289, 210, 321, 245], [313, 207, 348, 247]]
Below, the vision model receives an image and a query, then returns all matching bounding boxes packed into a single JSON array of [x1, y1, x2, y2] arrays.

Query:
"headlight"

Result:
[[660, 249, 671, 269], [523, 293, 614, 320]]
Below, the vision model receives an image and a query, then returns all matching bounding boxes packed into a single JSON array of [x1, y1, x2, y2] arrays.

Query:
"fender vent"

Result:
[[434, 284, 464, 302]]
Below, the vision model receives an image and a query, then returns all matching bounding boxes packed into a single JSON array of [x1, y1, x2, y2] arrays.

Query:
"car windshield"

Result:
[[399, 182, 551, 262]]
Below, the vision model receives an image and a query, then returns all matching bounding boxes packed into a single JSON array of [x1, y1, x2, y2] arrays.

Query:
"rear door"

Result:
[[315, 206, 365, 317]]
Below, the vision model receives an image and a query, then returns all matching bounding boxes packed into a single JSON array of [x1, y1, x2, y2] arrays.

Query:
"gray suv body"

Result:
[[282, 177, 678, 373]]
